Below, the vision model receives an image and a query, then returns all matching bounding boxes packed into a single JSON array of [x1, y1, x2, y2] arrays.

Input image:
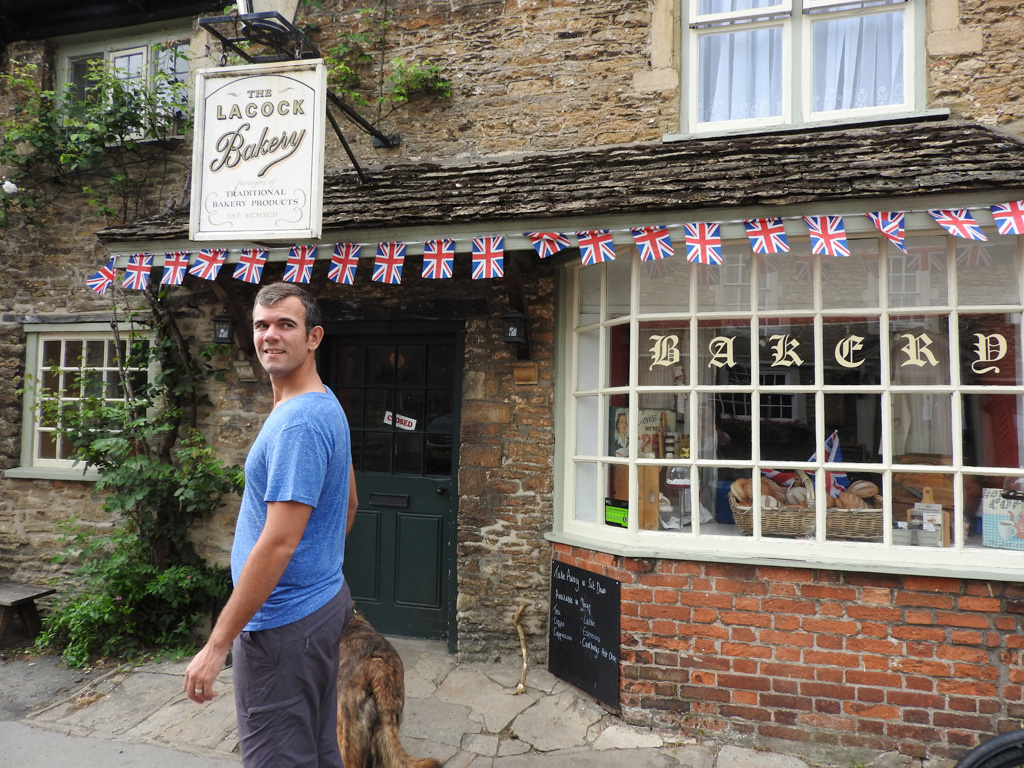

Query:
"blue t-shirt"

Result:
[[231, 390, 351, 631]]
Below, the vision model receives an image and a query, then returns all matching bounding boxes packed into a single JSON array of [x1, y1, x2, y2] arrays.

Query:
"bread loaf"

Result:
[[760, 477, 788, 504], [761, 494, 781, 509], [731, 478, 754, 501], [847, 480, 879, 499], [836, 491, 867, 509], [785, 486, 809, 506]]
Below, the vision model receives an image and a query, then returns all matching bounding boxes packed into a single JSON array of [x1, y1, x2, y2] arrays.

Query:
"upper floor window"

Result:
[[684, 0, 917, 134], [56, 25, 191, 133]]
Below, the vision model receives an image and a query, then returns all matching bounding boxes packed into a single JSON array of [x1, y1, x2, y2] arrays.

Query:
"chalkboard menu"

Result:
[[548, 561, 621, 709]]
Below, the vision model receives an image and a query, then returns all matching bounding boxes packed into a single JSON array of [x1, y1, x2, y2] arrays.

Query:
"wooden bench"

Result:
[[0, 582, 56, 646]]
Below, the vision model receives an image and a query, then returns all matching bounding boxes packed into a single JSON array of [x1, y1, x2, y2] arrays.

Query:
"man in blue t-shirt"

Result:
[[185, 283, 356, 768]]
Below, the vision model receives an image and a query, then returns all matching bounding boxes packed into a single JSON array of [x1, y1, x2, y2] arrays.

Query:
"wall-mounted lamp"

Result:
[[213, 315, 236, 345], [500, 310, 528, 345]]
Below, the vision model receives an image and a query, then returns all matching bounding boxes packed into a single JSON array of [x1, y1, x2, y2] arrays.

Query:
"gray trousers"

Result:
[[233, 582, 353, 768]]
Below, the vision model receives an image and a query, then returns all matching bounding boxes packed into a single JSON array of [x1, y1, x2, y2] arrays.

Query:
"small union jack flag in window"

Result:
[[373, 242, 406, 284], [284, 245, 317, 284], [683, 222, 722, 265], [631, 226, 674, 261], [161, 251, 190, 286], [928, 209, 987, 241], [422, 239, 455, 279], [743, 218, 789, 254], [122, 253, 153, 290], [865, 211, 906, 253], [471, 235, 504, 279], [329, 243, 361, 285], [524, 232, 571, 259], [234, 248, 268, 284], [956, 243, 992, 268], [576, 230, 616, 266], [87, 257, 117, 295], [990, 201, 1024, 236], [189, 248, 228, 281], [803, 215, 850, 258]]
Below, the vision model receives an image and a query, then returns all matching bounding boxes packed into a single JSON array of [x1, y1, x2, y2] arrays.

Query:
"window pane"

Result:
[[698, 25, 782, 123], [824, 394, 882, 463], [609, 324, 630, 388], [890, 315, 950, 385], [574, 396, 599, 455], [395, 433, 422, 475], [963, 394, 1024, 468], [699, 0, 782, 13], [957, 236, 1018, 305], [891, 237, 947, 307], [760, 393, 813, 461], [577, 328, 600, 390], [758, 250, 813, 311], [64, 340, 82, 367], [821, 239, 881, 310], [959, 314, 1023, 386], [811, 10, 904, 113], [395, 388, 424, 425], [823, 318, 881, 386], [606, 254, 632, 319], [427, 345, 455, 386], [639, 256, 690, 313], [576, 462, 600, 523], [891, 394, 954, 460], [578, 266, 601, 325], [758, 318, 814, 385], [697, 250, 750, 312], [364, 432, 392, 473], [396, 345, 425, 385]]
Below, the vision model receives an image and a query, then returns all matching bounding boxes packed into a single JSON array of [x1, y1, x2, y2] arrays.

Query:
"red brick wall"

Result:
[[553, 543, 1024, 762]]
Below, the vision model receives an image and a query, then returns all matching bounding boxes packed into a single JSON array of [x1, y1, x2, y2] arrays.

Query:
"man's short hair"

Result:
[[254, 283, 322, 335]]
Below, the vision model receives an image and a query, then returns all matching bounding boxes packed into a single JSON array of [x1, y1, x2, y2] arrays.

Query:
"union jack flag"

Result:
[[422, 239, 455, 279], [991, 200, 1024, 235], [744, 218, 790, 254], [122, 253, 153, 290], [87, 257, 117, 295], [804, 215, 850, 257], [234, 248, 268, 284], [905, 244, 945, 272], [866, 211, 907, 253], [811, 430, 850, 498], [524, 232, 571, 259], [284, 245, 317, 284], [928, 209, 988, 241], [956, 243, 992, 268], [189, 248, 228, 281], [683, 222, 722, 265], [471, 235, 504, 279], [373, 242, 406, 284], [161, 251, 190, 286], [576, 230, 616, 266], [329, 243, 361, 285], [762, 468, 795, 488], [631, 226, 674, 261]]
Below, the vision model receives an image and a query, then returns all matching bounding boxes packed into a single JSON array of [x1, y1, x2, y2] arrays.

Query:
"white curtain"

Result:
[[812, 10, 904, 113], [698, 25, 783, 123]]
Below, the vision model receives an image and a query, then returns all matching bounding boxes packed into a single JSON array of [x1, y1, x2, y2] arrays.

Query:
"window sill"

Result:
[[663, 108, 951, 143], [3, 466, 100, 482], [545, 528, 1024, 583]]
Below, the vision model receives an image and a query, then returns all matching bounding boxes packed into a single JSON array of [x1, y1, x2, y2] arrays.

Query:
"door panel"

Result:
[[326, 328, 459, 640]]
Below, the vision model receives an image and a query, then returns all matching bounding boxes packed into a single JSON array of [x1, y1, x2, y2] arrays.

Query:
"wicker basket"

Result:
[[728, 471, 883, 541]]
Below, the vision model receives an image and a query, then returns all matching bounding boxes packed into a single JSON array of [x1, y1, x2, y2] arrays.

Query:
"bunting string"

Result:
[[89, 201, 1024, 293]]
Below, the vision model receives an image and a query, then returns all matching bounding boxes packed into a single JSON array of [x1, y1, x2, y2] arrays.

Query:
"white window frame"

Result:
[[552, 218, 1024, 581], [680, 0, 922, 136], [9, 323, 151, 481], [55, 22, 192, 137]]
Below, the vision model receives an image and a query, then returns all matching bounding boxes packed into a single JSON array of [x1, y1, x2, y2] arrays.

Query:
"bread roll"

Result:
[[760, 477, 788, 504], [761, 494, 781, 509], [731, 478, 754, 501], [786, 486, 809, 506]]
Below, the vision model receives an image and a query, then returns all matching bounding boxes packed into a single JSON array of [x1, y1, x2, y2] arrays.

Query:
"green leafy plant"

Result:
[[33, 288, 243, 667], [312, 2, 451, 125], [0, 43, 191, 236]]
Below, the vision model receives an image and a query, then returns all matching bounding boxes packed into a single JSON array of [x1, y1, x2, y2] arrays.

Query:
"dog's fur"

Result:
[[336, 611, 443, 768]]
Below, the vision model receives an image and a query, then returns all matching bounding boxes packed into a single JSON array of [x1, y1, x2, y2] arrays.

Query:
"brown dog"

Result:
[[336, 611, 443, 768]]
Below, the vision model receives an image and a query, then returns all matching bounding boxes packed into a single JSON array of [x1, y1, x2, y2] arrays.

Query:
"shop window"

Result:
[[560, 229, 1024, 576], [683, 0, 919, 135]]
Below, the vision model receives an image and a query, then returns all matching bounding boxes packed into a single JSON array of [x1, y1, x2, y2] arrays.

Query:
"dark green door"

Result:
[[325, 326, 460, 640]]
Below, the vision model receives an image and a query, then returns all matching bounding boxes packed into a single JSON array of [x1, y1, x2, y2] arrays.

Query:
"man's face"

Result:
[[252, 296, 320, 377]]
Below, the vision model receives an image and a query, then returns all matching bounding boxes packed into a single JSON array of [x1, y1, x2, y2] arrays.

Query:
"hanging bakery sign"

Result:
[[190, 59, 326, 241]]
